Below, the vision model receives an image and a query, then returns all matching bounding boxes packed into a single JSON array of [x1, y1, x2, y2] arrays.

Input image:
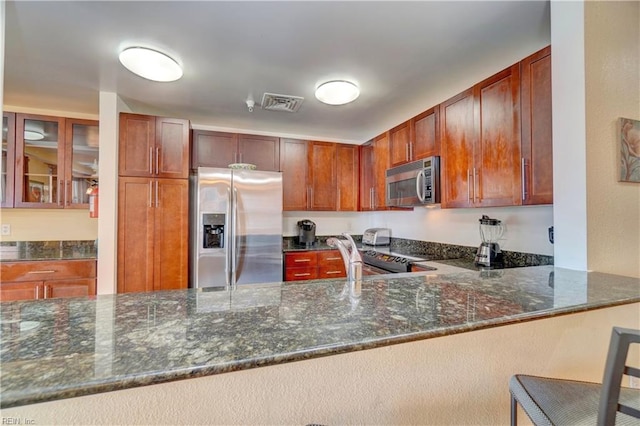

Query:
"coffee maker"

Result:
[[474, 215, 505, 268], [297, 220, 316, 246]]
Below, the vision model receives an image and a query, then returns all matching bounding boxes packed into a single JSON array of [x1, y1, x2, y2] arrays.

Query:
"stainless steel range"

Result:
[[360, 249, 437, 275]]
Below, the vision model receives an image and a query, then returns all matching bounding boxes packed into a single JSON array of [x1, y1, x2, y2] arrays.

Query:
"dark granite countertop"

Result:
[[1, 266, 639, 409], [0, 241, 97, 262]]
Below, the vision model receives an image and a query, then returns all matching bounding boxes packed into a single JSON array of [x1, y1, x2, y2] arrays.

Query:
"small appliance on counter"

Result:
[[297, 220, 316, 246], [474, 215, 505, 269], [362, 228, 391, 246]]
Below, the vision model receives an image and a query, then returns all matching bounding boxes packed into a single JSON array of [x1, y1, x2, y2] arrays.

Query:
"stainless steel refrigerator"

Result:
[[190, 167, 283, 289]]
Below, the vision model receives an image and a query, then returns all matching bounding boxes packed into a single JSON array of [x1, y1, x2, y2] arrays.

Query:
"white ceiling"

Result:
[[3, 1, 550, 144]]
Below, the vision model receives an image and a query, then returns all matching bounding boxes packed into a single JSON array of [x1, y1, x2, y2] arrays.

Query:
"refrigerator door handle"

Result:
[[225, 187, 232, 289], [230, 187, 239, 291]]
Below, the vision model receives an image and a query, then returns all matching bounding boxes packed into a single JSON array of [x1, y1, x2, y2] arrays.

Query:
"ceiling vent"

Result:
[[261, 92, 304, 113]]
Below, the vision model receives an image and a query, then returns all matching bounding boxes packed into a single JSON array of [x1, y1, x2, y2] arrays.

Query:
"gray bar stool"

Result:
[[509, 327, 640, 425]]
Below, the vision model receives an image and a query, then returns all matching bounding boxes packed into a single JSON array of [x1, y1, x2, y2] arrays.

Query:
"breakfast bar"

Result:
[[1, 266, 639, 424]]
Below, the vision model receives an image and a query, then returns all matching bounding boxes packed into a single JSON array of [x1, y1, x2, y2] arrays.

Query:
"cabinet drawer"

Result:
[[318, 265, 346, 278], [285, 267, 318, 281], [46, 279, 96, 299], [317, 250, 343, 264], [285, 252, 318, 268], [1, 260, 96, 282], [0, 282, 42, 302]]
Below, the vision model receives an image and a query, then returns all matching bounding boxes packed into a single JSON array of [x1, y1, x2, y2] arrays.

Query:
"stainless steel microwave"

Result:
[[385, 156, 440, 206]]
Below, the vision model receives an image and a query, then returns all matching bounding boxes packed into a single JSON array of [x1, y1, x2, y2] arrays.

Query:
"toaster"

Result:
[[362, 228, 391, 246]]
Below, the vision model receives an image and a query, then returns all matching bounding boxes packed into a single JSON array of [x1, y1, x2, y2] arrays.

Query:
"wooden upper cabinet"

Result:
[[308, 141, 337, 211], [389, 121, 411, 166], [237, 134, 280, 171], [359, 142, 374, 211], [372, 132, 390, 209], [336, 144, 359, 211], [389, 106, 440, 167], [441, 64, 521, 208], [475, 63, 522, 207], [2, 112, 16, 208], [156, 117, 190, 179], [281, 138, 309, 211], [440, 88, 476, 209], [119, 113, 189, 179], [412, 105, 440, 159], [14, 114, 66, 208], [191, 130, 236, 168], [191, 130, 280, 172], [521, 45, 553, 205]]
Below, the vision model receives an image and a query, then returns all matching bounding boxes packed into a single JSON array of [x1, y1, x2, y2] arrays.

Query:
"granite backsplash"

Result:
[[283, 235, 553, 268], [0, 240, 97, 261]]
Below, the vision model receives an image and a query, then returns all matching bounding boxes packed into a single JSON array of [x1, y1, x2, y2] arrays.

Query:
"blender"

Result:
[[474, 215, 505, 268]]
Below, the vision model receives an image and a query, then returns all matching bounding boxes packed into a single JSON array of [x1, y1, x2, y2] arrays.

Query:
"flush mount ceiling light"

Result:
[[315, 80, 360, 105], [118, 47, 183, 82], [24, 130, 44, 141]]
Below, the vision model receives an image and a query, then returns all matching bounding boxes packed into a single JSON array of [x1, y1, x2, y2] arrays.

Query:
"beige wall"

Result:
[[585, 1, 640, 278], [0, 209, 97, 242], [4, 302, 638, 425]]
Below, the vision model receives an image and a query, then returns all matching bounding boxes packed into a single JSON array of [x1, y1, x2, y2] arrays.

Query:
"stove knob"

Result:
[[401, 258, 407, 263], [395, 257, 401, 262]]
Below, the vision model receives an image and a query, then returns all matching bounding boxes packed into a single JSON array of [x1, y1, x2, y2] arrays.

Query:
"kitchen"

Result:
[[1, 1, 639, 424]]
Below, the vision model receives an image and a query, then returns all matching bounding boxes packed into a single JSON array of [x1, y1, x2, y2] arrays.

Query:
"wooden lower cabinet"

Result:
[[0, 259, 96, 301], [117, 177, 188, 293], [284, 250, 346, 281]]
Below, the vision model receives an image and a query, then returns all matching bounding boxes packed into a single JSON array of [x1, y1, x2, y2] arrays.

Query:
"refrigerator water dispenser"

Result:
[[203, 213, 225, 249]]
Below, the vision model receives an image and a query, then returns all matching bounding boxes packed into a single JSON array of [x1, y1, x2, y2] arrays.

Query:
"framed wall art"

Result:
[[619, 117, 640, 182]]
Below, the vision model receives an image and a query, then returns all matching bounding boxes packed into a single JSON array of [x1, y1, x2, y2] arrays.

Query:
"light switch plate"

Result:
[[1, 224, 11, 236]]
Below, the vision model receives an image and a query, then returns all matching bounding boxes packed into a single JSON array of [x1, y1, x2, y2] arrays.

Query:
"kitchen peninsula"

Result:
[[1, 266, 639, 425]]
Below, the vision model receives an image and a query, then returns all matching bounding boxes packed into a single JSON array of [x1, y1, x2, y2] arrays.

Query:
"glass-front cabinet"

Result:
[[14, 114, 98, 209], [2, 112, 16, 208]]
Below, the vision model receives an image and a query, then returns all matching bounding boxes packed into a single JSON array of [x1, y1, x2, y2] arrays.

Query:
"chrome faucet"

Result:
[[327, 233, 363, 297]]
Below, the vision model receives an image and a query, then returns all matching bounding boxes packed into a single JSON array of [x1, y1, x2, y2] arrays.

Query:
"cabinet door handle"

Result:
[[27, 270, 56, 274], [44, 285, 50, 299], [294, 273, 311, 277], [58, 180, 64, 206], [155, 147, 160, 175], [65, 180, 71, 206], [467, 169, 472, 203], [294, 259, 312, 263], [35, 285, 40, 299], [149, 147, 154, 175], [521, 157, 528, 201], [325, 257, 342, 261], [325, 271, 342, 275], [370, 187, 374, 210], [472, 167, 478, 203]]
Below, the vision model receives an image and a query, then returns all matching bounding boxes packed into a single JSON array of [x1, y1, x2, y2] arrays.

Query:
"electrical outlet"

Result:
[[1, 224, 10, 236], [630, 376, 640, 389]]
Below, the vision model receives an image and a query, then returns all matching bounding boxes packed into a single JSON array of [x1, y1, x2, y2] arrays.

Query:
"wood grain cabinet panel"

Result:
[[284, 250, 346, 281], [118, 113, 189, 293], [119, 113, 189, 179], [412, 106, 440, 160], [359, 142, 375, 211], [308, 141, 337, 210], [336, 144, 359, 211], [441, 64, 521, 208], [2, 112, 16, 208], [117, 177, 188, 293], [281, 138, 309, 211], [191, 130, 280, 172], [521, 45, 553, 205], [389, 121, 411, 166], [372, 132, 390, 209], [0, 259, 97, 301]]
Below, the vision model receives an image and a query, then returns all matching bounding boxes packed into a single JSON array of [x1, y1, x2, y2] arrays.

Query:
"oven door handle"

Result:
[[416, 169, 426, 202]]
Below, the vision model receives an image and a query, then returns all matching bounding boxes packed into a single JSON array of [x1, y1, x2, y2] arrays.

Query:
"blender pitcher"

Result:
[[474, 215, 505, 268]]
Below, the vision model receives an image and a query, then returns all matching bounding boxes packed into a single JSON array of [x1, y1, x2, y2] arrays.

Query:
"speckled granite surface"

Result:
[[0, 241, 97, 262], [283, 236, 553, 270], [1, 266, 638, 408]]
